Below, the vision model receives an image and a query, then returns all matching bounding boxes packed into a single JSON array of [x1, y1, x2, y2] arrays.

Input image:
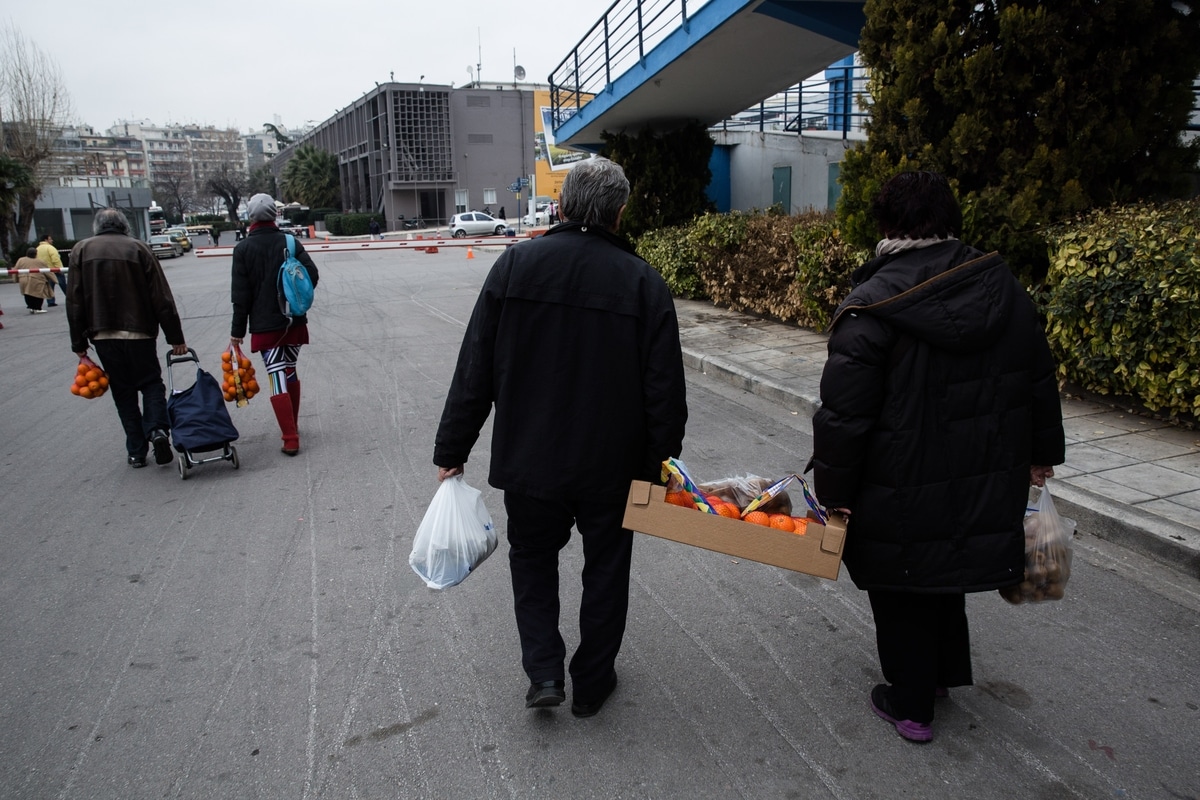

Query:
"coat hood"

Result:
[[833, 241, 1018, 355]]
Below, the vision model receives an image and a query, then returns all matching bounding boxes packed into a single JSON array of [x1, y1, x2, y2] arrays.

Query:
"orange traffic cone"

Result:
[[466, 246, 474, 260]]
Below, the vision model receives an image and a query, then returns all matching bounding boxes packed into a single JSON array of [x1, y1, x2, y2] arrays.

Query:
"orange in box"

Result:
[[623, 480, 846, 580]]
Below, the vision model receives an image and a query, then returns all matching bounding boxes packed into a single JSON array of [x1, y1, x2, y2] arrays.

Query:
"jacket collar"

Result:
[[541, 220, 637, 255]]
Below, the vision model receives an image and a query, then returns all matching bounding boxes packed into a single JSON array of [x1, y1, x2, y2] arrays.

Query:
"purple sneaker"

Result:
[[870, 684, 933, 743]]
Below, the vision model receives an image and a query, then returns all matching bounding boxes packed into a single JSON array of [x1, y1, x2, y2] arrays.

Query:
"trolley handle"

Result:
[[166, 347, 201, 367]]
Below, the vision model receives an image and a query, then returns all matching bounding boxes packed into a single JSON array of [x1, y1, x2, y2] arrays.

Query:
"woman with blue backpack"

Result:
[[229, 193, 320, 456]]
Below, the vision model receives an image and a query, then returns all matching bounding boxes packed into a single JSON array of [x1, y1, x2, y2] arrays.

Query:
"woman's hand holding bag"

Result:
[[999, 485, 1075, 604]]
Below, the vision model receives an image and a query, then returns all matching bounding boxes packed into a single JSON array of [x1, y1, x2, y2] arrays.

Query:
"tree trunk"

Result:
[[14, 190, 39, 244]]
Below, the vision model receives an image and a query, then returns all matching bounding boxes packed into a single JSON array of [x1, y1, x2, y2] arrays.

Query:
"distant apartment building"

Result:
[[28, 121, 267, 241], [244, 130, 280, 171]]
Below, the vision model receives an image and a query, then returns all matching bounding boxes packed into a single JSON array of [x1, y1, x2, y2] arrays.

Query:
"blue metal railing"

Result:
[[552, 6, 1199, 142], [550, 0, 710, 127], [716, 65, 871, 139]]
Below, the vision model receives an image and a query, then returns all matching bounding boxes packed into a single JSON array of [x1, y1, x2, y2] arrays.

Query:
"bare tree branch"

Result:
[[0, 23, 75, 242]]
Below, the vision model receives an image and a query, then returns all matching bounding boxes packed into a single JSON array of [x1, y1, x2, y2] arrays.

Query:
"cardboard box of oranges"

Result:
[[622, 480, 848, 580]]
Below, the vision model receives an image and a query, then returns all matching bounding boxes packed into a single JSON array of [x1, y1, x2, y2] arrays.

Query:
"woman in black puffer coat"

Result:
[[810, 172, 1064, 743]]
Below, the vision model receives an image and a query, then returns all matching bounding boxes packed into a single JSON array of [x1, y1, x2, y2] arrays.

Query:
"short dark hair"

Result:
[[871, 171, 962, 240], [40, 233, 53, 242], [27, 248, 38, 259]]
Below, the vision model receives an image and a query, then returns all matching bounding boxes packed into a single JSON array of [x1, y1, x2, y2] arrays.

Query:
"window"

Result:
[[455, 189, 468, 213], [483, 188, 496, 205]]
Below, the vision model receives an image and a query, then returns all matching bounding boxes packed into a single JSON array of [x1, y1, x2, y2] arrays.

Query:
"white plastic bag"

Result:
[[409, 476, 498, 589]]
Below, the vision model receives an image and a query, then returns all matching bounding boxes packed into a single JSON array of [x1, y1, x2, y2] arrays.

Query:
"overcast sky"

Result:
[[5, 2, 615, 134]]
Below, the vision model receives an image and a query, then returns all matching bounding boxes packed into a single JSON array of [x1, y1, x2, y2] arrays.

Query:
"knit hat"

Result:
[[247, 193, 278, 222]]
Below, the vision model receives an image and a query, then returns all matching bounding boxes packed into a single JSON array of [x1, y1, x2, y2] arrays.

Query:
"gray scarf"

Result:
[[875, 237, 957, 258]]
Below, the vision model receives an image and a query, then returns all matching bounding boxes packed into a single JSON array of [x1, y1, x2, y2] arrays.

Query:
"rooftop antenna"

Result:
[[514, 48, 525, 87], [477, 28, 482, 86]]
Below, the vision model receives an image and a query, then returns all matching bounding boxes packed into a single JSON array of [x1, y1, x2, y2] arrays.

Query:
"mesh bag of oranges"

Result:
[[70, 356, 110, 400], [220, 344, 260, 406], [661, 460, 813, 535]]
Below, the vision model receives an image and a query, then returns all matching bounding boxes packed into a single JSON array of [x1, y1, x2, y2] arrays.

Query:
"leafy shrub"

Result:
[[1042, 198, 1200, 420], [636, 225, 705, 299], [637, 210, 868, 329], [325, 213, 384, 237], [793, 215, 870, 330]]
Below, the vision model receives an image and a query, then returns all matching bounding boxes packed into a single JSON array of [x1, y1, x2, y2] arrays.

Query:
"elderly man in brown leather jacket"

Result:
[[67, 208, 189, 468]]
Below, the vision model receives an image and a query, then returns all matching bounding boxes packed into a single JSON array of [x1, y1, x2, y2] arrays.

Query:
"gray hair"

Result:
[[27, 248, 38, 259], [93, 208, 131, 235], [559, 157, 630, 230]]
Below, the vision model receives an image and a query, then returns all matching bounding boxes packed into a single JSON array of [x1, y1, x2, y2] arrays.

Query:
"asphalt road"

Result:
[[1, 244, 1197, 800]]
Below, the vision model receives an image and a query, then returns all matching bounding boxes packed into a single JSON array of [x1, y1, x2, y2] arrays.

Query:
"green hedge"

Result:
[[638, 198, 1200, 423], [324, 212, 384, 236], [636, 210, 868, 329], [1041, 198, 1200, 421]]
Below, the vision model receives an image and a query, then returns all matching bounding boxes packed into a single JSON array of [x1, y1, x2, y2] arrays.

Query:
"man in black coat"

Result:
[[810, 171, 1064, 743], [434, 157, 688, 717]]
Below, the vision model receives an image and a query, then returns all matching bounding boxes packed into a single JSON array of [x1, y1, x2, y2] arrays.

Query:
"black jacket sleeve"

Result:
[[432, 260, 507, 468]]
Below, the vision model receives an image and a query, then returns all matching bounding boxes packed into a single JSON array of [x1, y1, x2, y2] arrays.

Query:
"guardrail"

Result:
[[551, 0, 707, 122], [715, 64, 870, 139]]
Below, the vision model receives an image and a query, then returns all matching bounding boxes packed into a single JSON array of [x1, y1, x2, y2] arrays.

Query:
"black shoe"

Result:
[[571, 674, 618, 718], [150, 429, 172, 465], [525, 680, 565, 708], [128, 454, 148, 468]]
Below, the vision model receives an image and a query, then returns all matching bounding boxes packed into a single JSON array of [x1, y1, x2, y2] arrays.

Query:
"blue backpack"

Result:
[[279, 234, 314, 319]]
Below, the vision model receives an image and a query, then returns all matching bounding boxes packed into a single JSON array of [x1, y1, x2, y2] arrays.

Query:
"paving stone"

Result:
[[1090, 463, 1200, 498]]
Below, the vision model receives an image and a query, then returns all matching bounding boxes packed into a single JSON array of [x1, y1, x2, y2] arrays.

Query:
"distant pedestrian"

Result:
[[212, 227, 221, 246], [547, 200, 559, 225], [230, 193, 320, 456], [37, 234, 63, 307], [498, 207, 506, 221], [16, 249, 53, 313], [66, 208, 189, 469], [369, 219, 381, 240]]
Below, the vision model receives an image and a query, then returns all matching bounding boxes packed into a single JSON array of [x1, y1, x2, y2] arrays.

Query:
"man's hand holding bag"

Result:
[[409, 476, 498, 589]]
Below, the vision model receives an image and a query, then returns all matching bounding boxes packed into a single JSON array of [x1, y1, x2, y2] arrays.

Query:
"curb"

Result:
[[683, 349, 822, 416], [1049, 482, 1200, 580]]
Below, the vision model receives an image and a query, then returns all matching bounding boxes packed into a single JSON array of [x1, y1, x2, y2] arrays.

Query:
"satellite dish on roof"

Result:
[[514, 65, 526, 81]]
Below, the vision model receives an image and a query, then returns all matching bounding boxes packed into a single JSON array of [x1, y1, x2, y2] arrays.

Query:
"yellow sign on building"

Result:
[[532, 89, 595, 204]]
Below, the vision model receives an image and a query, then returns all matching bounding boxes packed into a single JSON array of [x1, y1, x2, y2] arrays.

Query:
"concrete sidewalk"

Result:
[[672, 298, 1200, 579]]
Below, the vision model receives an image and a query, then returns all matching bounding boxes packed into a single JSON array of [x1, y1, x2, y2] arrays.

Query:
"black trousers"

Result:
[[503, 491, 633, 700], [24, 294, 44, 310], [93, 339, 170, 458], [867, 589, 974, 724]]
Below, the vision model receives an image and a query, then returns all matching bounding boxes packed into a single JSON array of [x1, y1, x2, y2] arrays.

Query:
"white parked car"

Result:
[[522, 209, 548, 226], [448, 212, 508, 238]]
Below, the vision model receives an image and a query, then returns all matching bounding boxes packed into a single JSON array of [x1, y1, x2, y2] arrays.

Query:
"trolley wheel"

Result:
[[178, 453, 189, 480], [229, 446, 240, 469]]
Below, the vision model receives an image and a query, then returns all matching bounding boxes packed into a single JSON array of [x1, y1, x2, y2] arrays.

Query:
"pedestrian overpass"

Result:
[[550, 0, 866, 152]]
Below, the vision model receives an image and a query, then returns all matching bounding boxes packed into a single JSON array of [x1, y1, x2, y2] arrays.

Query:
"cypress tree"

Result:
[[838, 0, 1200, 279]]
